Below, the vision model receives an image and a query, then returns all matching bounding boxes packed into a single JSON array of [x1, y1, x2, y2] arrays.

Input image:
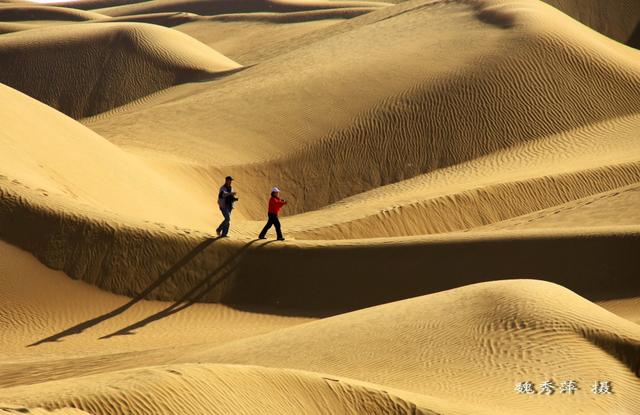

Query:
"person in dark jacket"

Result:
[[258, 187, 287, 241], [216, 176, 237, 237]]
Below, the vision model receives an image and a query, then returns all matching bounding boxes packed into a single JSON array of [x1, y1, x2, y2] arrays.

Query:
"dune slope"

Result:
[[1, 2, 639, 413], [187, 280, 640, 415], [0, 364, 428, 415]]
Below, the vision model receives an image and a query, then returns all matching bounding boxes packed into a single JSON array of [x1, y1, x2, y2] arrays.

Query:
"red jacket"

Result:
[[268, 196, 287, 215]]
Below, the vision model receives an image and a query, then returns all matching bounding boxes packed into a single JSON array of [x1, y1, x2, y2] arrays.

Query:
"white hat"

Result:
[[271, 187, 280, 193]]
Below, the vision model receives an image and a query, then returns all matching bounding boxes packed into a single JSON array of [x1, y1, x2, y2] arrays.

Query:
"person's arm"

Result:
[[220, 188, 236, 199]]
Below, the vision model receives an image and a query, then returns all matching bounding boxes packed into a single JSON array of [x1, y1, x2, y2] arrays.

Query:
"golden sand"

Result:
[[0, 0, 639, 413]]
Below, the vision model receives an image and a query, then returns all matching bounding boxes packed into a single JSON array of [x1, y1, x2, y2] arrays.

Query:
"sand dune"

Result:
[[0, 364, 428, 415], [85, 0, 640, 221], [0, 83, 218, 229], [0, 0, 638, 301], [2, 240, 638, 414], [1, 0, 639, 413], [0, 22, 241, 117], [472, 182, 640, 231], [186, 280, 640, 414]]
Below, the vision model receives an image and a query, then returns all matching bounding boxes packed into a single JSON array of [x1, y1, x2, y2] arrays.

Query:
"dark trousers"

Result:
[[216, 207, 231, 236], [259, 213, 283, 239]]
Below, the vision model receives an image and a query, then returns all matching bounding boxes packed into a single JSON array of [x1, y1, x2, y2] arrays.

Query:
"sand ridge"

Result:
[[1, 0, 639, 414]]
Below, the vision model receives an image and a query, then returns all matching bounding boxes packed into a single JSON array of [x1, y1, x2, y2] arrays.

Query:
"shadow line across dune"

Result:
[[99, 239, 262, 339], [28, 237, 221, 347]]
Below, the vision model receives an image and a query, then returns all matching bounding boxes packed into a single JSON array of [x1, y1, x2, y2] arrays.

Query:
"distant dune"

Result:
[[1, 0, 639, 414], [92, 0, 391, 18], [0, 22, 241, 117], [0, 4, 106, 21]]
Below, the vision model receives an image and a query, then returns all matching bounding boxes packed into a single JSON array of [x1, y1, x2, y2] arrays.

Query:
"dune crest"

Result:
[[1, 0, 639, 414]]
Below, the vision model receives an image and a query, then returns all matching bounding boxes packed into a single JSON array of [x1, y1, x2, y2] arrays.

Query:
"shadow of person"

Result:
[[28, 237, 219, 347], [100, 240, 260, 339]]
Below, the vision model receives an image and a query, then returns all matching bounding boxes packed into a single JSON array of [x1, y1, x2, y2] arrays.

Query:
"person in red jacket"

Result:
[[258, 187, 287, 241]]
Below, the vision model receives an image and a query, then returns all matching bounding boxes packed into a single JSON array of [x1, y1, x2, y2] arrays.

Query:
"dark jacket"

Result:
[[218, 185, 236, 210]]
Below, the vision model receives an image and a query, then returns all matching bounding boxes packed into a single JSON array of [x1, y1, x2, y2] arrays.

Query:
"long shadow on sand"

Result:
[[99, 239, 261, 339], [29, 237, 220, 347]]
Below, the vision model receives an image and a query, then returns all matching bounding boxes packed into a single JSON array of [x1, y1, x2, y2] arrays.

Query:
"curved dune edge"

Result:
[[3, 178, 640, 307], [288, 162, 640, 239], [0, 364, 429, 415], [470, 182, 640, 231], [0, 22, 241, 118], [184, 280, 640, 414], [0, 83, 216, 230]]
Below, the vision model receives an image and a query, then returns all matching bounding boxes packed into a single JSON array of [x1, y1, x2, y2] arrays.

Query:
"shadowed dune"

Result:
[[543, 0, 640, 47], [361, 0, 640, 47], [1, 0, 639, 414], [92, 0, 391, 18], [0, 22, 241, 117], [0, 4, 106, 21]]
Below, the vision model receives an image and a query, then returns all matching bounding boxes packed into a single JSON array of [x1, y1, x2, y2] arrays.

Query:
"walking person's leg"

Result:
[[220, 208, 231, 237], [259, 214, 274, 239], [274, 215, 284, 240], [216, 208, 226, 236]]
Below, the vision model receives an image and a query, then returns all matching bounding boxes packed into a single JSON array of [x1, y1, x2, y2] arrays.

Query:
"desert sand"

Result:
[[0, 0, 639, 413]]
